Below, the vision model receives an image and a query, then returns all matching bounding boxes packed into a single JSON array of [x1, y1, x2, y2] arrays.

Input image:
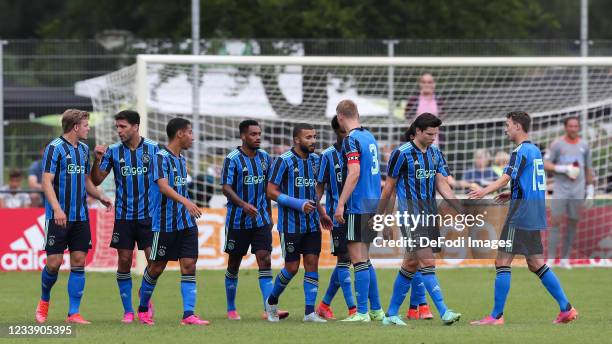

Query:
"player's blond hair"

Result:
[[336, 99, 359, 118], [61, 109, 89, 133]]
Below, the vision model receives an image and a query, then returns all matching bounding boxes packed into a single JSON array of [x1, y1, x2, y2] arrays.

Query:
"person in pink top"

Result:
[[404, 73, 444, 120], [405, 73, 444, 146]]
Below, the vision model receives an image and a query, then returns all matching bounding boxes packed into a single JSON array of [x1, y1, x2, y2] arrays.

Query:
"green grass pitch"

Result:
[[1, 268, 610, 343]]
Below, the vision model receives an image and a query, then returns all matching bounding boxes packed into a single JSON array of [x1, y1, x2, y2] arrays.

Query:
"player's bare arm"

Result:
[[42, 172, 66, 227], [468, 174, 511, 199], [334, 163, 360, 224], [436, 173, 464, 213], [156, 178, 202, 218], [85, 175, 112, 210], [90, 145, 110, 186], [221, 184, 258, 217]]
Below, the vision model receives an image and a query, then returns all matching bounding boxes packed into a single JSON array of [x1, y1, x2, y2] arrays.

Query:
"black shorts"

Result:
[[44, 220, 91, 255], [498, 224, 543, 256], [150, 227, 199, 261], [110, 219, 154, 251], [280, 231, 322, 262], [224, 225, 273, 256], [345, 213, 377, 244], [401, 225, 442, 253], [330, 226, 348, 256]]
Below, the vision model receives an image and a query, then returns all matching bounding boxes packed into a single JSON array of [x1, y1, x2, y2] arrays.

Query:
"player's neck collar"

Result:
[[563, 135, 580, 144], [238, 146, 257, 158], [291, 147, 309, 160], [163, 144, 182, 158], [123, 136, 144, 150], [60, 135, 79, 148]]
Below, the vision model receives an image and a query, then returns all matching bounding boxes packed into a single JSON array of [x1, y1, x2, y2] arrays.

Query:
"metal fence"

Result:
[[3, 38, 612, 182]]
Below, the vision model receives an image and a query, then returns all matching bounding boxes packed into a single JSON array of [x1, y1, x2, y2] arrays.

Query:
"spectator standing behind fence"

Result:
[[404, 73, 444, 120], [0, 169, 31, 208], [28, 147, 46, 207], [404, 73, 444, 146]]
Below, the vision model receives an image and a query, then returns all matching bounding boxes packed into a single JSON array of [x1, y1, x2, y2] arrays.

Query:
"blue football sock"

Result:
[[67, 266, 85, 316], [41, 266, 58, 302], [409, 271, 427, 307], [420, 266, 447, 317], [181, 274, 197, 319], [116, 270, 133, 314], [353, 262, 370, 314], [258, 269, 273, 311], [304, 271, 319, 315], [367, 260, 382, 311], [268, 268, 294, 305], [337, 261, 356, 310], [491, 266, 511, 319], [536, 265, 570, 311], [138, 268, 158, 312], [387, 268, 414, 316], [225, 270, 238, 312], [322, 266, 339, 305]]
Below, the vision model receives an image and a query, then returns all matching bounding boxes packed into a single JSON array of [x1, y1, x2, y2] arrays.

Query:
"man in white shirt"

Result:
[[0, 169, 31, 208]]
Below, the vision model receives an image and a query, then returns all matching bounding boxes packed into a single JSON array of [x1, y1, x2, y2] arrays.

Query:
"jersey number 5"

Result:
[[532, 158, 546, 191], [369, 144, 380, 175]]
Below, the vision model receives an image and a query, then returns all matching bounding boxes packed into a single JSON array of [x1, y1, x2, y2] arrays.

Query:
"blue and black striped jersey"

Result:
[[341, 127, 381, 214], [269, 149, 320, 234], [220, 147, 272, 230], [503, 141, 547, 230], [316, 144, 343, 227], [387, 142, 450, 214], [151, 146, 196, 232], [43, 137, 90, 221], [99, 137, 160, 220]]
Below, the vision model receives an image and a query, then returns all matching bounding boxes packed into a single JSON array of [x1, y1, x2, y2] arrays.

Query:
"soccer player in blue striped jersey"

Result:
[[332, 100, 384, 323], [376, 113, 462, 326], [136, 118, 208, 326], [265, 123, 332, 323], [401, 123, 433, 321], [36, 109, 112, 325], [90, 110, 160, 323], [220, 120, 288, 321], [314, 116, 357, 319], [469, 111, 577, 325]]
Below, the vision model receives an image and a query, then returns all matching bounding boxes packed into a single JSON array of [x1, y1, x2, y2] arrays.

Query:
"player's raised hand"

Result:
[[302, 200, 316, 214], [494, 192, 511, 204], [183, 199, 202, 218], [320, 213, 333, 231], [53, 208, 67, 227], [94, 145, 107, 161], [334, 205, 345, 224], [242, 203, 259, 217]]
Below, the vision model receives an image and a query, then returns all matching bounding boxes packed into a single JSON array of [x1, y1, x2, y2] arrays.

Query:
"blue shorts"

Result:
[[150, 227, 199, 261], [224, 225, 272, 256]]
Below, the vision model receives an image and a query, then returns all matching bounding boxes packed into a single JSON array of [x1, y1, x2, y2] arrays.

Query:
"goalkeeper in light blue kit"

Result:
[[469, 111, 578, 325]]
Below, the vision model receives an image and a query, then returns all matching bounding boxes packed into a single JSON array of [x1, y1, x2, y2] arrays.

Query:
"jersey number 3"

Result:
[[369, 144, 380, 175]]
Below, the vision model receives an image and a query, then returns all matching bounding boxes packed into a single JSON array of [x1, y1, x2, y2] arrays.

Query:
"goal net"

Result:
[[78, 55, 612, 268]]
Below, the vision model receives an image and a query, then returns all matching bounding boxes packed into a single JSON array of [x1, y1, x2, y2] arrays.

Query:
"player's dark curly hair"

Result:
[[506, 111, 531, 132]]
